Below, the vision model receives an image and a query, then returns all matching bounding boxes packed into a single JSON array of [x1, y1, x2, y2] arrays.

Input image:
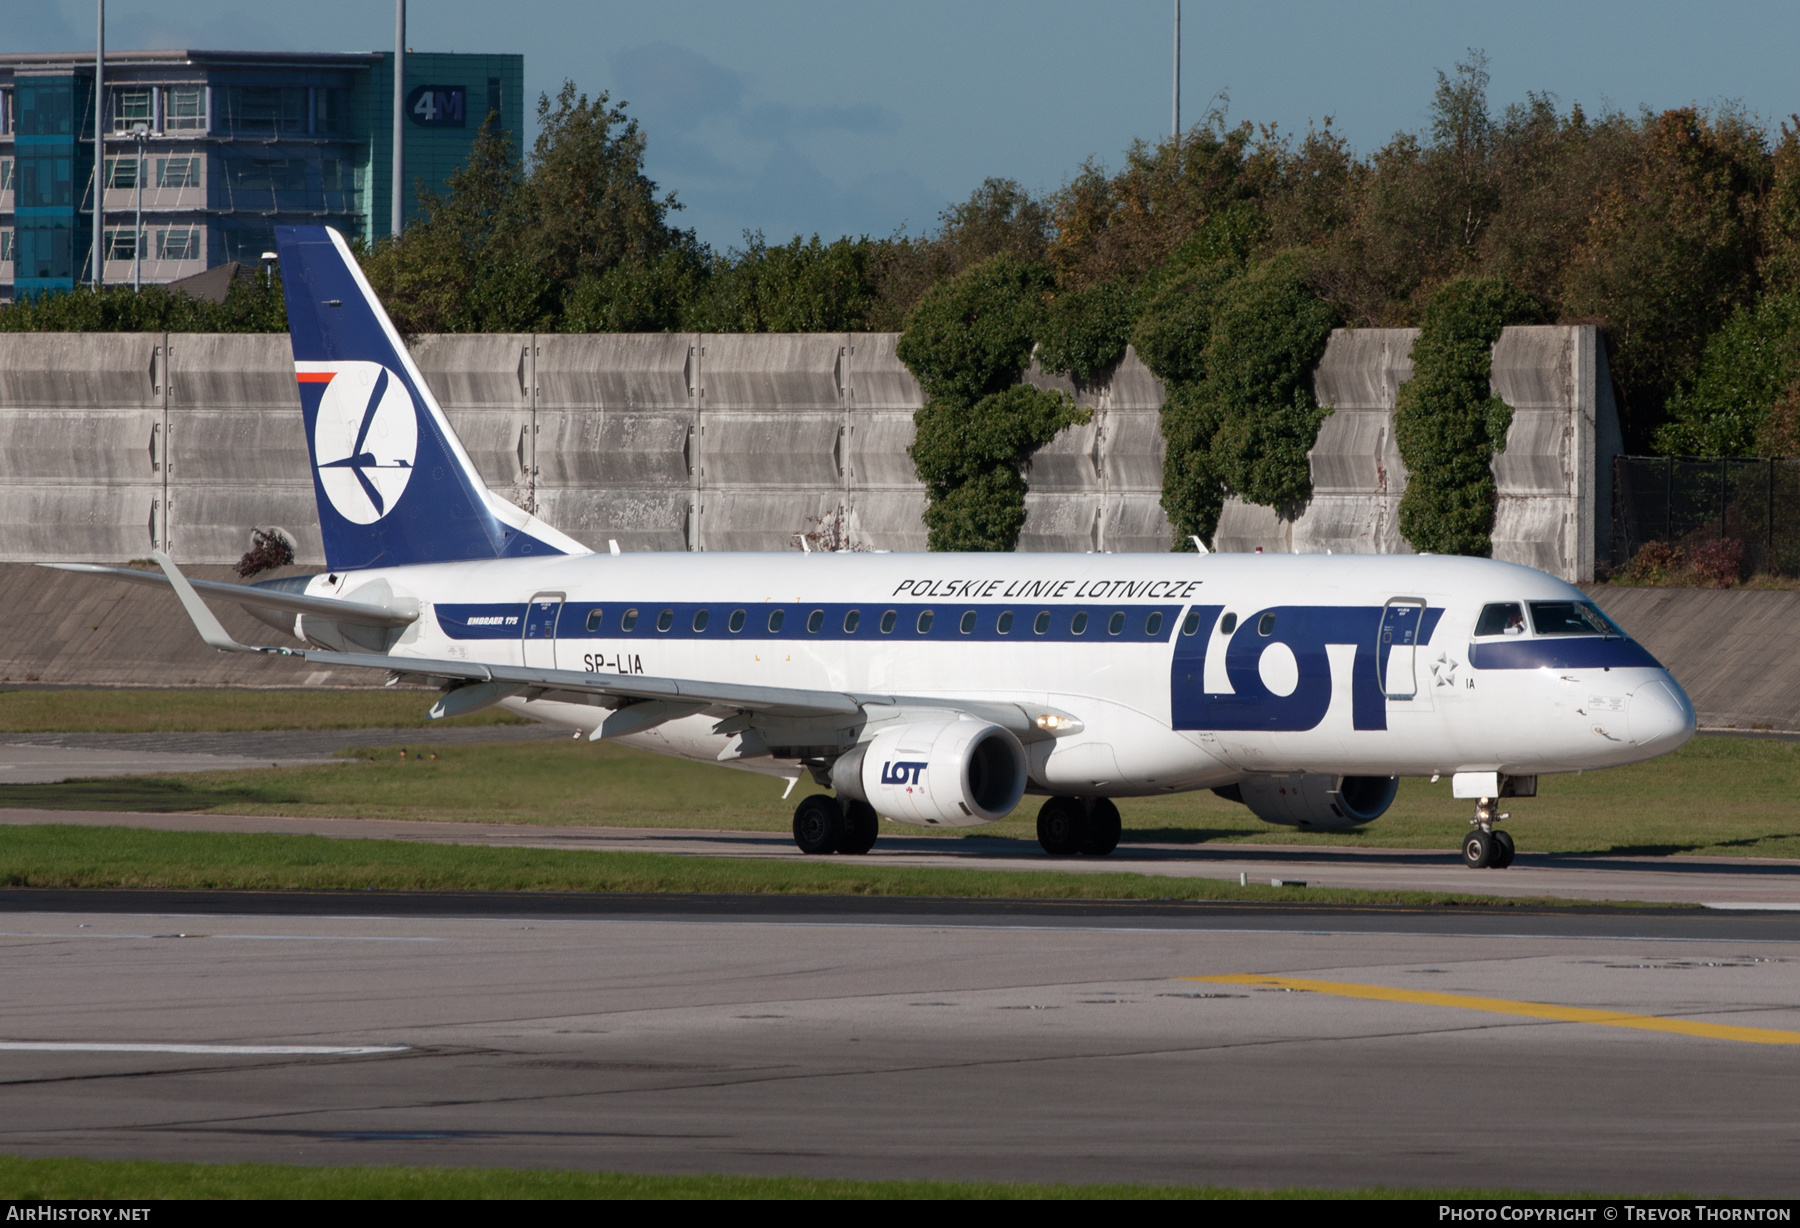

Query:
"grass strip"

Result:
[[0, 824, 1614, 907], [0, 1154, 1565, 1200], [5, 731, 1799, 860], [0, 687, 523, 733]]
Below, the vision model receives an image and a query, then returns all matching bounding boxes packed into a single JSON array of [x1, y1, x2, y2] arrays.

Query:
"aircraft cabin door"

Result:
[[522, 592, 564, 669], [1379, 598, 1426, 700]]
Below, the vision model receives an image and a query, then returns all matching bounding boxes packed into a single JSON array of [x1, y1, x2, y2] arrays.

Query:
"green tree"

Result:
[[362, 81, 694, 333], [1562, 107, 1769, 449], [1143, 254, 1335, 547], [1656, 289, 1800, 455], [683, 233, 879, 333], [1035, 277, 1143, 384], [1048, 112, 1259, 291], [1394, 274, 1538, 555], [0, 272, 287, 333], [898, 255, 1086, 550]]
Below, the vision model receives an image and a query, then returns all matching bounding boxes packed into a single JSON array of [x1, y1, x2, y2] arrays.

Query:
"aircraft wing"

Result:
[[128, 551, 871, 721], [92, 553, 1068, 739], [41, 562, 417, 629], [303, 647, 866, 717]]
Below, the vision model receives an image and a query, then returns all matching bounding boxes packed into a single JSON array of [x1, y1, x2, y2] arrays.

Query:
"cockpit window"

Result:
[[1529, 601, 1625, 638], [1474, 602, 1526, 637]]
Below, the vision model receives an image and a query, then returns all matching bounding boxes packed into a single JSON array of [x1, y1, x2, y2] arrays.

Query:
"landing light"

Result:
[[1035, 713, 1082, 733]]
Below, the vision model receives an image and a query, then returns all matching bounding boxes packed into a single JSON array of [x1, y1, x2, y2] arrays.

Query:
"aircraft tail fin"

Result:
[[274, 225, 588, 572]]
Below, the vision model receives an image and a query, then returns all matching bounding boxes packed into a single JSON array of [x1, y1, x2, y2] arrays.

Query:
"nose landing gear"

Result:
[[1462, 797, 1516, 869]]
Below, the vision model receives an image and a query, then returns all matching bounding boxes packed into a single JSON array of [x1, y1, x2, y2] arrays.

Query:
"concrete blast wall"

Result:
[[0, 325, 1614, 580], [1213, 325, 1621, 580]]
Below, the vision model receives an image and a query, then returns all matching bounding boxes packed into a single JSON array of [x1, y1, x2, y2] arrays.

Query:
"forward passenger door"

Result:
[[523, 592, 564, 669], [1379, 598, 1426, 700]]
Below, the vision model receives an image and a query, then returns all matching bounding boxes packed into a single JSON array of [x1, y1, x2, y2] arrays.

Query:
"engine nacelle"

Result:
[[833, 718, 1026, 827], [1217, 774, 1398, 830]]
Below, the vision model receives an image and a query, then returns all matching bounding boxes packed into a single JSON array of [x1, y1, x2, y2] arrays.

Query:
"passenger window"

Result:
[[728, 609, 745, 633], [621, 608, 638, 632], [1034, 611, 1052, 635], [843, 610, 861, 634], [917, 610, 934, 633], [1071, 611, 1089, 635], [767, 609, 785, 633], [656, 609, 674, 632], [806, 609, 825, 634], [1530, 601, 1622, 637], [880, 610, 897, 634], [1107, 611, 1125, 635], [585, 608, 603, 633], [1257, 613, 1275, 636], [1181, 611, 1201, 636], [691, 609, 710, 633], [1474, 602, 1526, 637], [959, 610, 977, 634], [997, 611, 1015, 634], [1219, 612, 1237, 635], [1145, 611, 1164, 636]]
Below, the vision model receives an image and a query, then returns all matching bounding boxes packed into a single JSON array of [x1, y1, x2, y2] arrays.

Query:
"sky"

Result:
[[12, 1, 1800, 252]]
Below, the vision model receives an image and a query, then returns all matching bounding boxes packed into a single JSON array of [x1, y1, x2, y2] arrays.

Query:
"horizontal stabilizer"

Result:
[[41, 563, 417, 629]]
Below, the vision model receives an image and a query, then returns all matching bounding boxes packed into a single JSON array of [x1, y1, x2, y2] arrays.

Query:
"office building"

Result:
[[0, 49, 523, 299]]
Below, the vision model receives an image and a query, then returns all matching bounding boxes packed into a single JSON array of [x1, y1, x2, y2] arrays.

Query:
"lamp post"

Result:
[[1172, 0, 1180, 140], [392, 0, 405, 238], [131, 120, 146, 290], [93, 0, 104, 287]]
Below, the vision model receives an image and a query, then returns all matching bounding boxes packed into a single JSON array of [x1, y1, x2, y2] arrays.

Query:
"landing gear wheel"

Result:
[[793, 793, 844, 855], [836, 799, 879, 855], [1037, 796, 1089, 856], [1082, 798, 1122, 856], [1490, 829, 1516, 869], [1462, 828, 1494, 870]]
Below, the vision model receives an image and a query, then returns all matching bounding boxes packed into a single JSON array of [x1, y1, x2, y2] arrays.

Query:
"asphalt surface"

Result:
[[1, 892, 1797, 1194]]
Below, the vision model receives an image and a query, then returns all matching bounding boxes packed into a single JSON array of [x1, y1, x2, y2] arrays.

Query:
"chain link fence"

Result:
[[1612, 456, 1800, 578]]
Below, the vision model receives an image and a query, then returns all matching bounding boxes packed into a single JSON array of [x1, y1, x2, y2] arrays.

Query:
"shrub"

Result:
[[1035, 277, 1142, 383], [1152, 253, 1336, 547], [0, 273, 287, 333], [1129, 258, 1242, 386], [897, 255, 1051, 402], [1394, 274, 1538, 555], [1613, 538, 1745, 588], [898, 257, 1085, 550]]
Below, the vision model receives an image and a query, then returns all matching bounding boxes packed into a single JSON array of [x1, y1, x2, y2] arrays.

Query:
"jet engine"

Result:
[[1214, 774, 1398, 830], [833, 717, 1026, 827]]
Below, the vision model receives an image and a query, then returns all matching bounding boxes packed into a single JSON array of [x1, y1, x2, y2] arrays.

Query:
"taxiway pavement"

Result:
[[1, 893, 1797, 1194]]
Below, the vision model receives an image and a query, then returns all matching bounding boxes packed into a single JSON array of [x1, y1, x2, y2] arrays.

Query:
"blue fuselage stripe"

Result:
[[1467, 637, 1661, 670], [437, 602, 1187, 643]]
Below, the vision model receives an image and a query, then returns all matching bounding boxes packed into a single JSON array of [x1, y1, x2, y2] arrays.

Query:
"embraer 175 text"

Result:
[[55, 226, 1697, 869]]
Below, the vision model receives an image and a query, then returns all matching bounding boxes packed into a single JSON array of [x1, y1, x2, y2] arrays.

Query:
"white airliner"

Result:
[[54, 226, 1697, 869]]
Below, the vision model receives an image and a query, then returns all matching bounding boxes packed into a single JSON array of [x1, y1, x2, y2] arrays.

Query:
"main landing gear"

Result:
[[1462, 797, 1516, 869], [792, 793, 879, 856], [1036, 796, 1122, 857]]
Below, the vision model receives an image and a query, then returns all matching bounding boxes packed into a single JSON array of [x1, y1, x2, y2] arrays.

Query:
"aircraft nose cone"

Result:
[[1629, 677, 1696, 750]]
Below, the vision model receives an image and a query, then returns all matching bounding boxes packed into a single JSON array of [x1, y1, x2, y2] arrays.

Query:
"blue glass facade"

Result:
[[0, 50, 524, 300], [10, 75, 93, 297]]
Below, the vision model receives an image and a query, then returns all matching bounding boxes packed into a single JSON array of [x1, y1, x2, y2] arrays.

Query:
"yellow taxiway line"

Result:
[[1184, 973, 1800, 1045]]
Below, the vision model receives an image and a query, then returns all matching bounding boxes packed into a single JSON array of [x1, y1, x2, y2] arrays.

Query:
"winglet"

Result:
[[151, 551, 263, 654]]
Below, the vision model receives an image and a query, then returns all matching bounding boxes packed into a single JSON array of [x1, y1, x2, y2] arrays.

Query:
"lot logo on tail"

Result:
[[312, 362, 418, 524]]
